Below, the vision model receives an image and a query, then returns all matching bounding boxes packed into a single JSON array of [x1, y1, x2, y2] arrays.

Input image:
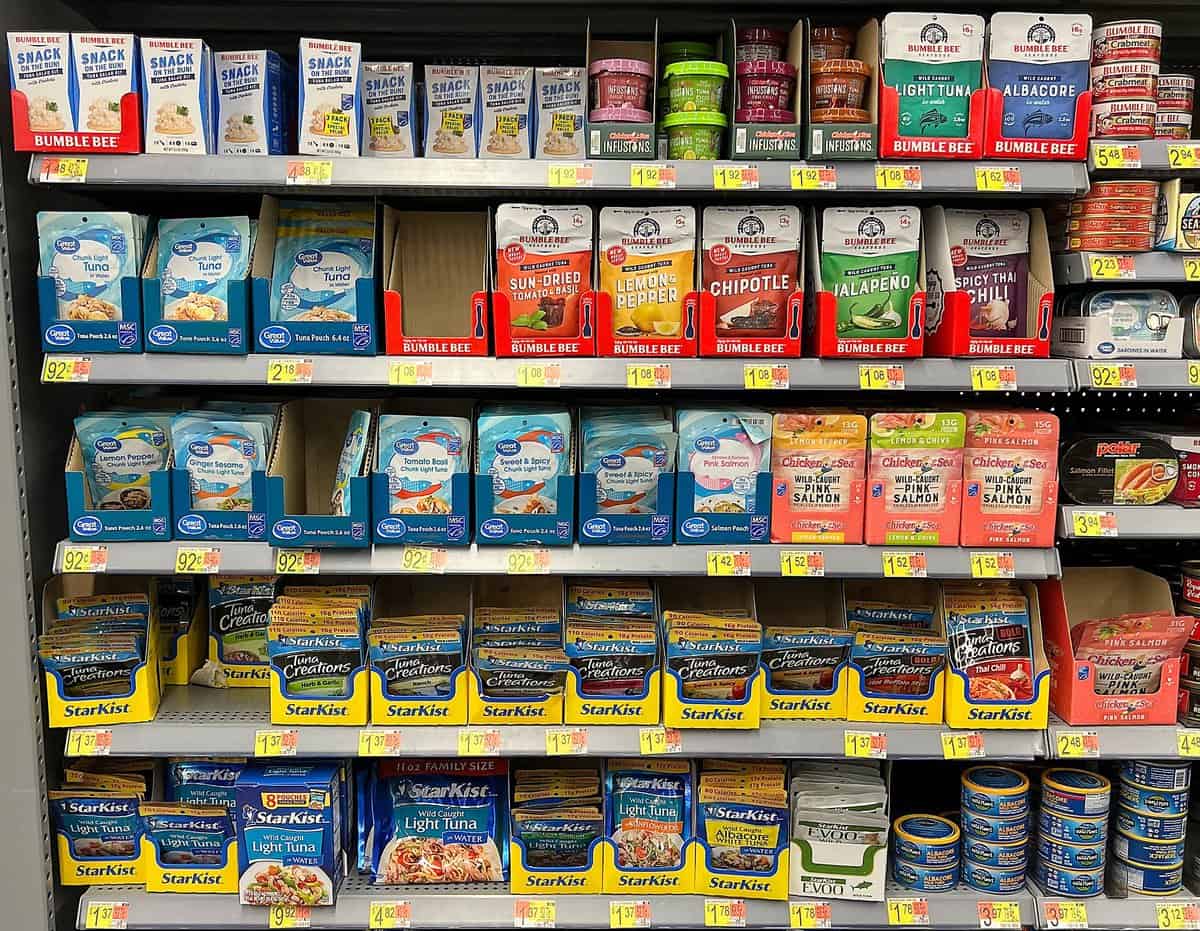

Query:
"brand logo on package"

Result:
[[296, 249, 324, 267], [376, 517, 408, 539], [680, 516, 710, 538], [188, 441, 214, 458], [633, 217, 661, 239], [394, 438, 419, 456], [118, 322, 137, 347], [582, 517, 612, 539], [259, 325, 292, 349], [148, 324, 179, 346], [177, 514, 208, 535], [45, 324, 77, 346], [600, 454, 626, 470], [172, 240, 198, 257], [55, 236, 81, 255], [694, 436, 719, 453], [72, 515, 102, 537], [1026, 22, 1056, 44], [496, 439, 521, 456], [921, 22, 949, 44], [858, 216, 886, 241], [480, 518, 509, 539], [976, 218, 1001, 240], [248, 512, 266, 538], [533, 214, 560, 236], [738, 215, 766, 237], [352, 324, 371, 350], [273, 518, 302, 540], [1098, 341, 1116, 355]]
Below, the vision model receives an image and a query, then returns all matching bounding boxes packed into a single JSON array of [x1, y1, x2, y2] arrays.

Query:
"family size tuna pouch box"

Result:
[[72, 34, 137, 134], [298, 37, 362, 157], [944, 209, 1031, 338], [362, 63, 415, 157], [988, 13, 1091, 140], [140, 37, 214, 154], [820, 207, 921, 340], [702, 206, 800, 338], [881, 13, 985, 138], [496, 204, 593, 339], [215, 50, 288, 156], [8, 32, 74, 133], [770, 413, 867, 544], [866, 412, 966, 546]]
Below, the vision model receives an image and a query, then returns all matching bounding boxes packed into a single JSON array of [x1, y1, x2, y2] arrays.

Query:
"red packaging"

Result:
[[1137, 429, 1200, 507], [1067, 215, 1155, 235], [1069, 197, 1157, 219], [1087, 180, 1160, 200], [588, 58, 652, 112], [1090, 98, 1157, 139], [1066, 232, 1154, 252], [737, 26, 788, 62], [1091, 20, 1163, 65], [1089, 62, 1159, 103], [736, 60, 796, 111], [1158, 74, 1195, 112]]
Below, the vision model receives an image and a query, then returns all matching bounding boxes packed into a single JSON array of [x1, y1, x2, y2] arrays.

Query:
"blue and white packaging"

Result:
[[215, 50, 288, 155], [425, 65, 480, 158], [139, 37, 214, 154], [534, 67, 585, 159], [1041, 769, 1111, 817], [1033, 860, 1104, 897], [1036, 835, 1105, 870], [298, 37, 362, 157], [1118, 781, 1189, 817], [892, 859, 958, 893], [71, 34, 136, 134], [893, 814, 961, 866], [961, 809, 1026, 843], [1120, 761, 1191, 792], [480, 66, 533, 159], [373, 414, 471, 545], [675, 408, 772, 544], [1112, 831, 1186, 867], [1038, 809, 1107, 845], [962, 862, 1025, 894], [8, 32, 74, 133], [1114, 806, 1186, 841], [362, 63, 415, 157], [167, 758, 245, 813], [1109, 858, 1183, 896], [963, 837, 1026, 869], [269, 199, 375, 323], [157, 216, 251, 322]]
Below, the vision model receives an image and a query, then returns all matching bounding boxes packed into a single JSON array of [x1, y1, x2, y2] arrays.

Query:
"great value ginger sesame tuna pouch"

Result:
[[820, 207, 921, 340], [944, 209, 1030, 338], [600, 206, 696, 340], [988, 13, 1091, 141], [882, 12, 985, 138], [496, 204, 593, 339]]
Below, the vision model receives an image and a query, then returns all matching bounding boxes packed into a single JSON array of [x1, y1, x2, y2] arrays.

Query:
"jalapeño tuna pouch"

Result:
[[702, 205, 800, 338], [882, 13, 985, 138], [944, 209, 1030, 337], [820, 207, 921, 340], [942, 582, 1034, 702], [988, 13, 1091, 140]]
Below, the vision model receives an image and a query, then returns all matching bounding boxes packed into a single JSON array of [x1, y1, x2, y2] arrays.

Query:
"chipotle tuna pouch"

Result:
[[1060, 435, 1179, 506], [496, 203, 593, 338], [702, 205, 800, 338]]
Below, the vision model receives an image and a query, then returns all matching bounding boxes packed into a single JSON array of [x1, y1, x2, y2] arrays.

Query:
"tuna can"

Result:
[[962, 809, 1029, 844], [1090, 98, 1158, 139], [1118, 781, 1189, 816], [1038, 809, 1107, 845], [1033, 861, 1105, 897], [1156, 109, 1193, 140], [1120, 761, 1191, 791], [1109, 857, 1184, 895], [1115, 805, 1187, 840], [1042, 769, 1111, 817], [962, 862, 1026, 894], [1070, 196, 1158, 219], [1113, 830, 1187, 866], [893, 859, 959, 893], [963, 836, 1027, 869], [1090, 61, 1160, 103], [1091, 20, 1164, 65], [1087, 180, 1160, 200], [893, 815, 962, 867], [1037, 835, 1107, 870], [1183, 562, 1200, 607], [1067, 215, 1155, 235], [1158, 74, 1195, 112], [1182, 688, 1200, 727], [1066, 232, 1155, 252], [962, 767, 1030, 818]]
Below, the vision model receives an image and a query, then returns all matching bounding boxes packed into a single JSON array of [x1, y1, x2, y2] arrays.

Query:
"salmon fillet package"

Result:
[[961, 410, 1059, 547], [770, 413, 867, 544], [600, 206, 695, 341]]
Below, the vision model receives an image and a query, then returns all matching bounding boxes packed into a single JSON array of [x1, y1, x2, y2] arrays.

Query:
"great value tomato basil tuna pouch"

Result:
[[882, 12, 984, 138], [944, 209, 1030, 338], [988, 13, 1091, 140], [702, 206, 800, 338], [942, 581, 1034, 702], [495, 204, 593, 339]]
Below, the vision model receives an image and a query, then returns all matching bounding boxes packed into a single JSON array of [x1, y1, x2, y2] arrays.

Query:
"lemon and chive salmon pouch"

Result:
[[209, 576, 277, 668], [270, 199, 375, 323], [564, 617, 658, 696], [477, 405, 572, 517], [762, 627, 853, 692], [377, 415, 471, 517], [600, 206, 696, 341], [140, 803, 234, 864], [676, 409, 772, 515], [368, 625, 462, 697], [850, 630, 947, 699], [49, 789, 144, 861], [331, 409, 372, 517], [75, 412, 173, 510], [156, 216, 252, 323], [267, 619, 362, 698], [167, 759, 245, 812], [820, 207, 921, 341], [566, 579, 655, 618], [606, 759, 692, 871], [882, 13, 985, 138], [171, 412, 268, 512]]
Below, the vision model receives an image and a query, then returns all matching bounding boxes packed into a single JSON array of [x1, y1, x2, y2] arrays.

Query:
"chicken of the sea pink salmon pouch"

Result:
[[1070, 612, 1194, 696], [770, 413, 867, 544]]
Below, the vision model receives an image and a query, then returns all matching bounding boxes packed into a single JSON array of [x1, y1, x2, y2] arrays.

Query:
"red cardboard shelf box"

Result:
[[594, 290, 699, 358], [878, 80, 986, 160], [983, 88, 1090, 161], [13, 89, 141, 153], [383, 289, 489, 356], [697, 290, 804, 358], [492, 291, 596, 358]]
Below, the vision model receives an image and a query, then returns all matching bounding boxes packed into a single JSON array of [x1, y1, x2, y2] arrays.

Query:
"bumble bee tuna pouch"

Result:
[[944, 209, 1030, 338], [882, 12, 984, 138], [988, 13, 1091, 141]]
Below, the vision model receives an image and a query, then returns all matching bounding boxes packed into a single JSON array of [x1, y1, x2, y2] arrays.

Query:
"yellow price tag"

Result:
[[358, 729, 403, 757], [969, 364, 1016, 392], [61, 544, 108, 573], [545, 727, 588, 756], [780, 550, 825, 577], [887, 899, 929, 926], [275, 548, 320, 575], [457, 728, 501, 756], [610, 901, 651, 929], [707, 550, 751, 577], [1092, 142, 1140, 169], [970, 552, 1014, 579], [630, 163, 676, 189], [268, 904, 311, 929], [626, 363, 671, 389], [975, 166, 1021, 192], [41, 156, 90, 183], [713, 164, 759, 190], [1088, 362, 1137, 388], [942, 731, 985, 760], [1055, 730, 1099, 758], [66, 728, 113, 757], [1189, 361, 1200, 387], [266, 357, 313, 384], [254, 729, 299, 757], [1156, 903, 1200, 930], [638, 726, 682, 755], [744, 364, 789, 390], [514, 900, 557, 929], [398, 546, 447, 574], [369, 901, 412, 929], [882, 551, 926, 578], [388, 360, 433, 386], [1178, 730, 1200, 757], [977, 901, 1021, 930], [506, 548, 551, 575], [859, 364, 905, 390], [791, 165, 837, 190], [1088, 254, 1135, 281], [875, 165, 922, 190], [83, 902, 128, 929], [844, 730, 887, 759], [41, 355, 92, 383], [1071, 510, 1116, 538], [285, 160, 333, 185], [547, 163, 593, 188], [174, 546, 220, 574], [790, 902, 832, 929], [1185, 258, 1200, 282], [516, 362, 562, 388], [1168, 145, 1200, 170], [1042, 901, 1089, 929], [704, 899, 747, 928]]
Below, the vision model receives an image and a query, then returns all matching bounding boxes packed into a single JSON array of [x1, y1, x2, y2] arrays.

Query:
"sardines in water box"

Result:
[[770, 413, 867, 544], [477, 405, 572, 517], [425, 65, 480, 158], [298, 37, 362, 157], [820, 208, 921, 341], [677, 409, 772, 517], [215, 50, 288, 156], [481, 66, 533, 158], [363, 63, 415, 157], [944, 209, 1030, 338], [72, 34, 137, 134], [8, 32, 74, 133], [157, 217, 252, 322], [270, 199, 375, 323], [989, 13, 1091, 140], [39, 211, 141, 322], [377, 415, 471, 516], [140, 38, 214, 154], [882, 13, 985, 138]]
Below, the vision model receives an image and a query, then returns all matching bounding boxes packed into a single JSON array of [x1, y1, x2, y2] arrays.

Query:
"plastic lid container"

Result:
[[737, 26, 788, 47], [810, 58, 872, 111], [664, 60, 730, 80], [665, 60, 730, 114], [736, 59, 797, 110], [736, 60, 798, 79], [660, 41, 715, 66], [590, 107, 652, 123], [589, 57, 653, 78], [662, 110, 728, 159], [735, 106, 796, 123], [811, 25, 857, 61]]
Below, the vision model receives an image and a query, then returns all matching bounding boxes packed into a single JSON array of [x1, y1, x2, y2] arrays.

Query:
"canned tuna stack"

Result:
[[893, 814, 961, 892], [1157, 74, 1195, 140], [1034, 768, 1111, 896], [1090, 19, 1163, 140], [1181, 564, 1200, 724], [959, 767, 1030, 893], [1050, 180, 1160, 253], [1111, 761, 1189, 896]]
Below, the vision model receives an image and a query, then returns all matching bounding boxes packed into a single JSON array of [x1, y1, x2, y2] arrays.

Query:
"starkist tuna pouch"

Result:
[[770, 413, 867, 544], [600, 206, 695, 340], [882, 12, 985, 138], [988, 13, 1091, 140], [495, 204, 593, 339]]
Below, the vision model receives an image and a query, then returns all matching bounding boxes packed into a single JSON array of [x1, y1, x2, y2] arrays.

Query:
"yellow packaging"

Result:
[[603, 759, 697, 894], [694, 765, 789, 900], [663, 611, 763, 729], [159, 595, 206, 687], [469, 670, 563, 724], [138, 805, 238, 894], [370, 666, 469, 725], [846, 629, 946, 725], [50, 789, 144, 886], [600, 205, 696, 341]]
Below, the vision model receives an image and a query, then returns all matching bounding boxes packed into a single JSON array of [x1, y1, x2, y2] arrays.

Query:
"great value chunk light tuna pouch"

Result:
[[702, 206, 800, 338], [944, 209, 1030, 338], [171, 411, 268, 512], [75, 411, 172, 510], [157, 216, 252, 322], [770, 413, 867, 544], [988, 13, 1091, 140], [477, 405, 572, 516], [601, 206, 696, 341], [270, 199, 375, 322], [496, 204, 593, 339], [882, 13, 984, 138], [376, 415, 471, 516], [38, 211, 142, 321], [866, 412, 965, 546]]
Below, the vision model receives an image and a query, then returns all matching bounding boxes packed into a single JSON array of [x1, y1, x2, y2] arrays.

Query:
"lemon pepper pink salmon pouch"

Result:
[[770, 413, 866, 544]]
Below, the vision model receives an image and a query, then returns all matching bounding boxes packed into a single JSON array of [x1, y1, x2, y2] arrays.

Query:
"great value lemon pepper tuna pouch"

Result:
[[75, 411, 173, 510], [600, 206, 695, 340], [770, 413, 867, 544], [882, 13, 985, 138], [988, 13, 1091, 141]]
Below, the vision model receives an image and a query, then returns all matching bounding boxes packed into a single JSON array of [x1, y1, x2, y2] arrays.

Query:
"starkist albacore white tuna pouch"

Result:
[[988, 12, 1091, 140], [882, 12, 985, 138]]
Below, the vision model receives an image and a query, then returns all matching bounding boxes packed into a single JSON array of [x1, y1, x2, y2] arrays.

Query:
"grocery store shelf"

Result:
[[77, 880, 1036, 930], [1088, 138, 1200, 174], [74, 685, 1048, 759], [1033, 889, 1200, 931], [1058, 504, 1200, 539], [29, 154, 1090, 195], [1047, 715, 1197, 759], [1071, 359, 1200, 391], [52, 540, 1062, 579], [1053, 251, 1197, 284]]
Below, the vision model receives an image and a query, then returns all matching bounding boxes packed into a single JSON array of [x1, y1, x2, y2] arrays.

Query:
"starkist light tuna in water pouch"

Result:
[[882, 13, 984, 138], [988, 13, 1091, 140]]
